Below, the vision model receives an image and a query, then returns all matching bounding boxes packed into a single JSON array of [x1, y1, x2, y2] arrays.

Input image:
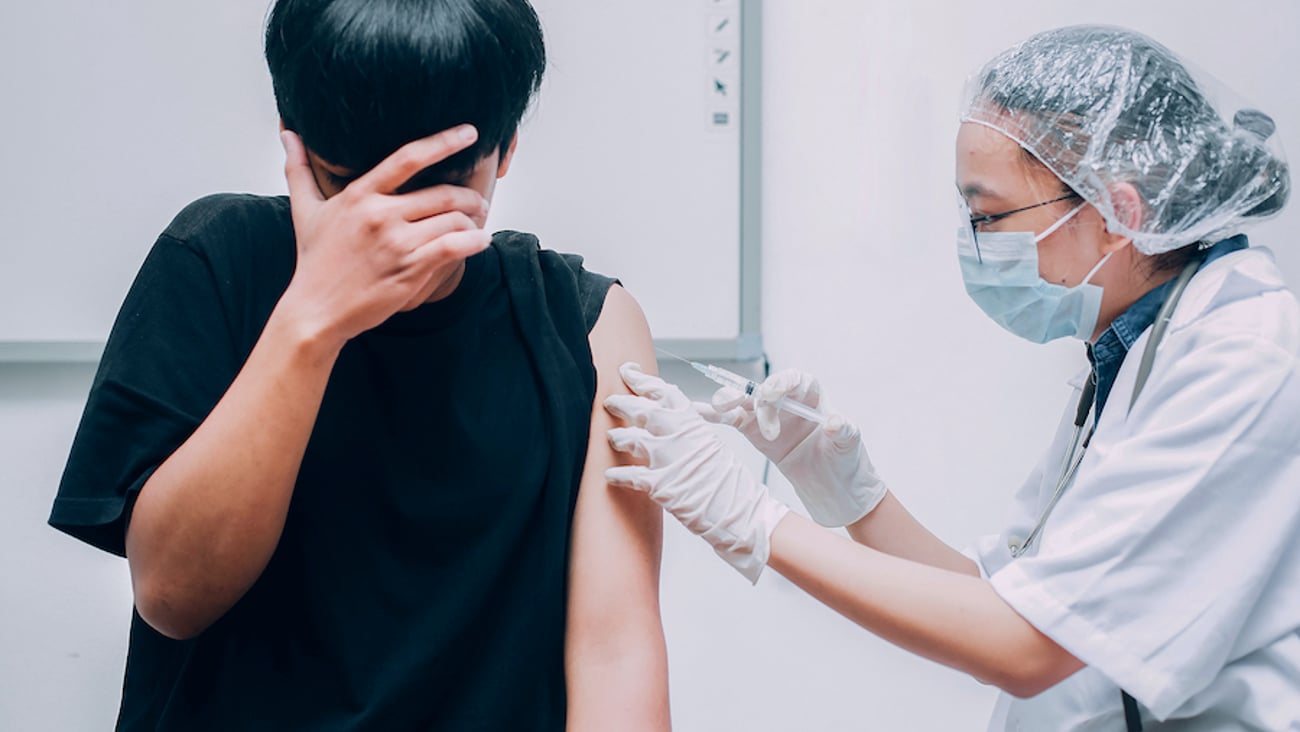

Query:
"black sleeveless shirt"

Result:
[[49, 194, 615, 731]]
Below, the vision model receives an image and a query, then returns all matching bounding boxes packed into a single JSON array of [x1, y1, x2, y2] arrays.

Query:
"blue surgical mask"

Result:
[[958, 203, 1115, 343]]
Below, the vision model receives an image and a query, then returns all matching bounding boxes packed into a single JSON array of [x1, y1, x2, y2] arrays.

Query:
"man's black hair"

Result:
[[265, 0, 545, 184]]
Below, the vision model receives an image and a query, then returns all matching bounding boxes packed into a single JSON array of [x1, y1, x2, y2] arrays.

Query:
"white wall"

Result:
[[0, 364, 131, 730], [4, 2, 1299, 731]]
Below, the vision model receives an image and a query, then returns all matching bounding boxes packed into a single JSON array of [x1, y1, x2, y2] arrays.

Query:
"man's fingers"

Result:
[[281, 130, 325, 213], [398, 184, 489, 224], [405, 211, 479, 253], [404, 229, 492, 271], [388, 229, 490, 313], [358, 125, 479, 195]]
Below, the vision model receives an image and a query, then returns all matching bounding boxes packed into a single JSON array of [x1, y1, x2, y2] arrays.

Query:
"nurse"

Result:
[[605, 25, 1299, 730]]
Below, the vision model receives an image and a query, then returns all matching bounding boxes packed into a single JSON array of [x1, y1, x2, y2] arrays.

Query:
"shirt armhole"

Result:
[[559, 253, 618, 333]]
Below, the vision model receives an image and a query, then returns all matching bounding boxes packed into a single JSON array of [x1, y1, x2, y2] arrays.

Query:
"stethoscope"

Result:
[[1008, 255, 1205, 559]]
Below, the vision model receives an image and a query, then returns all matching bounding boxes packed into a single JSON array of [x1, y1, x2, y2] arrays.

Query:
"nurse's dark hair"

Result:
[[264, 0, 545, 185], [984, 27, 1289, 275]]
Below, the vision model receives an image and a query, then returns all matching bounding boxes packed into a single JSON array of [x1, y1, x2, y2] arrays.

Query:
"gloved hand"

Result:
[[604, 363, 790, 583], [707, 369, 887, 528]]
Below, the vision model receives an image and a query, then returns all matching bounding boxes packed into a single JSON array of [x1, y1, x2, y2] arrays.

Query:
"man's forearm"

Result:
[[125, 303, 342, 639]]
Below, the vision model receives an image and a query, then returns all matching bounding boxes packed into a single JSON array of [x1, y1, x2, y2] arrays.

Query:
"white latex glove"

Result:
[[605, 363, 790, 583], [707, 369, 887, 528]]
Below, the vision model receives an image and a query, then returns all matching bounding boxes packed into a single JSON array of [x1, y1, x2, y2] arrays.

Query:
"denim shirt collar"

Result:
[[1086, 235, 1249, 419]]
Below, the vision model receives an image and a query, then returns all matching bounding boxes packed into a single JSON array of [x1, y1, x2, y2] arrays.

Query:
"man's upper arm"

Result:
[[565, 285, 670, 729]]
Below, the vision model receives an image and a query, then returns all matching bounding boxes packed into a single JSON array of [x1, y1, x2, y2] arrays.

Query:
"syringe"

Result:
[[689, 361, 828, 427]]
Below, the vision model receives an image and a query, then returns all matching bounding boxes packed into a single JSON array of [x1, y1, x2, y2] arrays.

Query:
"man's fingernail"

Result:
[[459, 125, 478, 142]]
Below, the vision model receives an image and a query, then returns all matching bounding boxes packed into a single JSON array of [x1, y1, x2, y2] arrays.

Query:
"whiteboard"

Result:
[[0, 0, 760, 362]]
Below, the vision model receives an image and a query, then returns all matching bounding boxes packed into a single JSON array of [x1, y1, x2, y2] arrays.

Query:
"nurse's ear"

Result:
[[1102, 181, 1144, 253], [1102, 185, 1144, 245]]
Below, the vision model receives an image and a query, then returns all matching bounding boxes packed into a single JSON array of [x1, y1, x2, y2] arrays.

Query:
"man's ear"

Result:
[[497, 134, 519, 179]]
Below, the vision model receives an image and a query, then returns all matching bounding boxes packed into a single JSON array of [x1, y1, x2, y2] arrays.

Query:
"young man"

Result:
[[48, 1, 670, 729]]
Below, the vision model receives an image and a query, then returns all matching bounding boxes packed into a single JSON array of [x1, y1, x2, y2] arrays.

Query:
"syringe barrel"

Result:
[[699, 364, 826, 426], [697, 364, 754, 394], [772, 396, 827, 426]]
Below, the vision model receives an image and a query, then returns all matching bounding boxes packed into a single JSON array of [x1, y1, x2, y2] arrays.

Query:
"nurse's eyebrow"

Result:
[[959, 182, 1000, 200]]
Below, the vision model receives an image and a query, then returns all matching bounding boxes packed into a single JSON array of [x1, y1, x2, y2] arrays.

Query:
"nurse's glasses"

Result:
[[960, 192, 1082, 263]]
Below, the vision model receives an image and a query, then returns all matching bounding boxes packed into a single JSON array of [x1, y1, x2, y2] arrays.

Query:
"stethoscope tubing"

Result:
[[1009, 255, 1205, 559]]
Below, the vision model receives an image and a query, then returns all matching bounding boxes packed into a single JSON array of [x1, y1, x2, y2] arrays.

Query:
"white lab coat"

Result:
[[970, 248, 1300, 731]]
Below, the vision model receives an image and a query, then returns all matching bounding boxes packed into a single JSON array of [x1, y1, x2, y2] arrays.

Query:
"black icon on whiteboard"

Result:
[[708, 12, 737, 40], [714, 79, 727, 96], [712, 111, 731, 127], [714, 49, 732, 65]]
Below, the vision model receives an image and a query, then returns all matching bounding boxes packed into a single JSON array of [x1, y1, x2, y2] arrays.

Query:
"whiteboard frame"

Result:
[[658, 0, 763, 365], [0, 0, 764, 366]]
